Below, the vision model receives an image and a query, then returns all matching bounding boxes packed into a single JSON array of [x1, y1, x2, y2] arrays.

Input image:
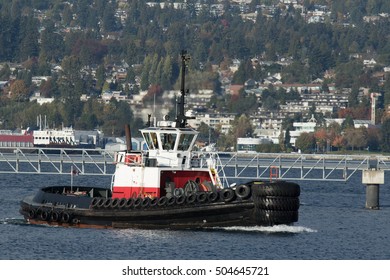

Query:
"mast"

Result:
[[176, 50, 192, 128]]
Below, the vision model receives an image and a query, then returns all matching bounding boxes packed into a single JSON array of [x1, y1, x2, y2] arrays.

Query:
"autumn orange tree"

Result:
[[9, 80, 30, 101]]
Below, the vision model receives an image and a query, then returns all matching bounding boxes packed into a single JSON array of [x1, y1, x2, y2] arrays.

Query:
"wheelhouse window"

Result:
[[143, 132, 155, 150], [160, 133, 177, 150], [177, 134, 195, 151]]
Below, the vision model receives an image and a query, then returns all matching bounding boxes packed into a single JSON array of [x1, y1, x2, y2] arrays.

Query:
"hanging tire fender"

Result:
[[235, 184, 251, 200], [40, 210, 49, 221], [61, 212, 71, 223], [221, 188, 235, 202]]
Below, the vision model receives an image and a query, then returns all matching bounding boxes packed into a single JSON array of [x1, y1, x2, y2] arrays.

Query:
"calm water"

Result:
[[0, 171, 389, 260]]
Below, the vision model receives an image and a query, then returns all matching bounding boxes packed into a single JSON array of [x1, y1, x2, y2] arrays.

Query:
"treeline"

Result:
[[1, 0, 390, 137]]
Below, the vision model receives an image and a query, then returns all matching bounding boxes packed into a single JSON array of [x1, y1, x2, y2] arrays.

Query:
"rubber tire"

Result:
[[118, 198, 127, 209], [141, 197, 151, 208], [255, 197, 300, 211], [134, 197, 143, 208], [157, 196, 168, 207], [186, 193, 197, 204], [221, 188, 235, 202], [167, 196, 176, 206], [51, 211, 59, 222], [28, 209, 36, 219], [207, 192, 219, 203], [252, 181, 300, 197], [104, 199, 112, 208], [125, 198, 134, 209], [110, 198, 120, 208], [176, 195, 186, 205], [150, 197, 159, 207], [196, 192, 207, 203], [61, 212, 70, 223], [235, 184, 251, 199], [255, 209, 299, 225], [40, 211, 49, 221], [90, 198, 99, 208], [96, 198, 105, 208]]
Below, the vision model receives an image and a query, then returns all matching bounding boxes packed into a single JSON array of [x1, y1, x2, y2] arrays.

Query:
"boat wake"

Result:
[[213, 225, 317, 234]]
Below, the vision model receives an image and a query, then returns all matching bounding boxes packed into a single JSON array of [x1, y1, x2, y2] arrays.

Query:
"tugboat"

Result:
[[19, 52, 300, 229]]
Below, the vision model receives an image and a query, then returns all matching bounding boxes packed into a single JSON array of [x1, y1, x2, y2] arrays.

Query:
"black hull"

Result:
[[19, 182, 300, 229]]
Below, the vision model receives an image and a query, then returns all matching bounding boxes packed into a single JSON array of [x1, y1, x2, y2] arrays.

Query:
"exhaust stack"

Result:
[[125, 124, 132, 151]]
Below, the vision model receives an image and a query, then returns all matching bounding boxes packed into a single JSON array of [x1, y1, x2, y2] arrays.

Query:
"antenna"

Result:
[[175, 50, 194, 128]]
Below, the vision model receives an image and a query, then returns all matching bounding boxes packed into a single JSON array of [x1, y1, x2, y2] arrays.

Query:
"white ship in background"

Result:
[[33, 115, 104, 149]]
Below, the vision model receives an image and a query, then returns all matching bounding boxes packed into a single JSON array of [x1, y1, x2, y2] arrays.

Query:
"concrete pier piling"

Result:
[[362, 169, 384, 210]]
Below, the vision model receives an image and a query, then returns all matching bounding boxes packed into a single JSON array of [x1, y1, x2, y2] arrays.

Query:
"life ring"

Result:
[[196, 192, 207, 203], [125, 198, 134, 209], [28, 209, 36, 219], [141, 197, 151, 208], [134, 197, 143, 208], [157, 196, 168, 207], [167, 196, 176, 206], [221, 188, 235, 202], [61, 212, 70, 223], [186, 193, 197, 204], [207, 192, 219, 203], [51, 211, 60, 222], [40, 210, 49, 221], [235, 184, 251, 200], [118, 198, 127, 209], [176, 195, 186, 205], [110, 198, 120, 208]]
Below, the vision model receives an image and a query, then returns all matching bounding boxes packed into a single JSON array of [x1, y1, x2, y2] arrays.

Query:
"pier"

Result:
[[1, 148, 390, 180], [2, 148, 388, 209]]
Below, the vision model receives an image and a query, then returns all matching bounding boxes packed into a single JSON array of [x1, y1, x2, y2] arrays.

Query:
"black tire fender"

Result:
[[235, 184, 251, 199], [103, 198, 112, 208], [110, 198, 120, 208], [125, 198, 134, 209], [51, 211, 59, 222], [150, 197, 159, 207], [186, 193, 197, 204], [61, 212, 70, 223], [196, 192, 207, 203], [207, 192, 219, 203], [40, 210, 49, 221], [221, 188, 235, 202], [96, 198, 105, 208], [118, 198, 127, 209], [252, 181, 300, 197], [141, 197, 151, 208], [157, 196, 168, 207], [176, 195, 186, 205], [134, 197, 143, 208], [28, 209, 36, 219], [90, 198, 99, 208]]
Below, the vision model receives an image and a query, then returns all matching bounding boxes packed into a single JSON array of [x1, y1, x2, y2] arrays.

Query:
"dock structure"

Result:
[[0, 148, 388, 209]]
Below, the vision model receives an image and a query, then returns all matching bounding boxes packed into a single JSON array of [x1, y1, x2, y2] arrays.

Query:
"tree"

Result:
[[10, 80, 29, 101], [295, 132, 315, 153]]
